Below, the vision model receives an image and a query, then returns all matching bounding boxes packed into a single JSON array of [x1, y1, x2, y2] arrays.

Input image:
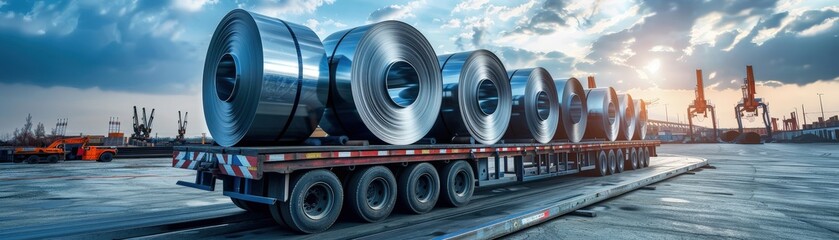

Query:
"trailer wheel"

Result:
[[25, 155, 40, 164], [97, 152, 114, 162], [46, 155, 59, 163], [615, 149, 625, 173], [629, 148, 638, 170], [595, 151, 607, 176], [346, 166, 397, 222], [439, 160, 475, 208], [397, 163, 440, 214], [607, 150, 617, 175], [279, 169, 343, 234], [643, 148, 651, 167]]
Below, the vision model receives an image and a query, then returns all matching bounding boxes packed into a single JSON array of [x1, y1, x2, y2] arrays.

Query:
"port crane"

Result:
[[175, 111, 188, 144], [131, 106, 155, 142], [735, 65, 771, 141], [687, 69, 718, 142]]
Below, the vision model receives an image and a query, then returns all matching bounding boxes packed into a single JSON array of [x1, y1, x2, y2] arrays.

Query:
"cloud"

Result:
[[453, 0, 489, 13], [171, 0, 219, 12], [577, 0, 839, 90], [250, 0, 335, 16], [0, 0, 203, 93], [367, 0, 426, 23]]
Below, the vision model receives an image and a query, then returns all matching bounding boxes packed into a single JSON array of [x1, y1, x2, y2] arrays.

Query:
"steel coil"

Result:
[[427, 50, 512, 144], [553, 78, 588, 143], [320, 21, 442, 145], [633, 99, 648, 140], [504, 68, 559, 143], [616, 94, 637, 141], [584, 87, 620, 141], [203, 10, 327, 147]]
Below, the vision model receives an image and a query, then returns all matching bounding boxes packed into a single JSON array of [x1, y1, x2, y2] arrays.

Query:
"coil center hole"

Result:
[[476, 79, 499, 115], [535, 91, 551, 121], [569, 94, 583, 124], [385, 61, 420, 108], [215, 53, 239, 103], [608, 102, 617, 125]]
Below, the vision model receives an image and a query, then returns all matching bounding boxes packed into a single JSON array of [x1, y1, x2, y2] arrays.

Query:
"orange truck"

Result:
[[13, 137, 117, 164]]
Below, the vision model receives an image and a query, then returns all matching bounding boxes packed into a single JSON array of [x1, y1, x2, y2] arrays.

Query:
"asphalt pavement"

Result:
[[508, 143, 839, 239], [1, 143, 837, 239]]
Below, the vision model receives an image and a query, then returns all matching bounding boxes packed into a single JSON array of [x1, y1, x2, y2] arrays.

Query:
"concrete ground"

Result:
[[509, 143, 839, 239], [1, 143, 837, 239]]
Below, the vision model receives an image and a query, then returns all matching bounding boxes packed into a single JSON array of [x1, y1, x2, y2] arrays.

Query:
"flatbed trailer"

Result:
[[173, 140, 659, 234]]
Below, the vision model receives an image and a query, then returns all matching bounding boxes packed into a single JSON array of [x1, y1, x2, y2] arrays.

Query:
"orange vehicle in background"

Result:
[[13, 137, 117, 164]]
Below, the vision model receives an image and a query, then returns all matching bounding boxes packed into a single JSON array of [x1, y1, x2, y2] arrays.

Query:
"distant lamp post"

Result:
[[817, 93, 825, 122]]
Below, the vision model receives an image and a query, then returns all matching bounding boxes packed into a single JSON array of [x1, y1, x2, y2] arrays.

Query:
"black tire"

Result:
[[643, 148, 651, 167], [607, 150, 617, 175], [628, 148, 638, 170], [595, 151, 607, 176], [232, 198, 248, 210], [46, 155, 59, 163], [616, 149, 625, 173], [279, 169, 343, 234], [439, 160, 475, 208], [97, 152, 114, 162], [397, 163, 440, 214], [25, 155, 40, 164], [346, 166, 397, 222]]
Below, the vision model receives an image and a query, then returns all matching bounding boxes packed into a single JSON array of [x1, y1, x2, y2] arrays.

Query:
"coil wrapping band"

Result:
[[504, 68, 559, 144], [616, 94, 637, 141], [428, 50, 512, 144], [633, 99, 648, 140], [320, 21, 442, 145], [584, 87, 620, 141], [203, 9, 327, 147], [553, 78, 588, 143]]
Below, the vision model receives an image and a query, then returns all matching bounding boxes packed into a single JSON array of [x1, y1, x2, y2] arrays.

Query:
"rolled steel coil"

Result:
[[553, 78, 588, 143], [320, 21, 442, 145], [616, 94, 637, 141], [633, 99, 648, 140], [504, 68, 560, 144], [203, 10, 327, 147], [584, 87, 620, 141], [427, 50, 512, 144]]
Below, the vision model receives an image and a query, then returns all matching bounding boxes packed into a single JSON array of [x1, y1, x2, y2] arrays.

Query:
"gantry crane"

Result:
[[175, 111, 188, 144], [687, 69, 718, 142], [131, 106, 155, 142], [735, 65, 771, 141]]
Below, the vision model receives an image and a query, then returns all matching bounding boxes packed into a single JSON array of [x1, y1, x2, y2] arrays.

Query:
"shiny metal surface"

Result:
[[553, 78, 588, 143], [504, 68, 559, 143], [203, 10, 327, 147], [633, 99, 648, 140], [320, 21, 442, 145], [616, 94, 637, 141], [584, 87, 620, 141], [427, 50, 511, 145]]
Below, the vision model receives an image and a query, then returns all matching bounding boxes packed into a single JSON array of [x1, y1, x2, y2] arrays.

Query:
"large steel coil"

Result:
[[584, 87, 620, 141], [203, 10, 327, 147], [504, 68, 560, 144], [633, 99, 648, 140], [616, 94, 637, 141], [553, 78, 588, 143], [320, 21, 442, 145], [427, 50, 512, 144]]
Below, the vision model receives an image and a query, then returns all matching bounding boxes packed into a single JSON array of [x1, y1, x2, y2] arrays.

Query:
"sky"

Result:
[[0, 0, 838, 138]]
